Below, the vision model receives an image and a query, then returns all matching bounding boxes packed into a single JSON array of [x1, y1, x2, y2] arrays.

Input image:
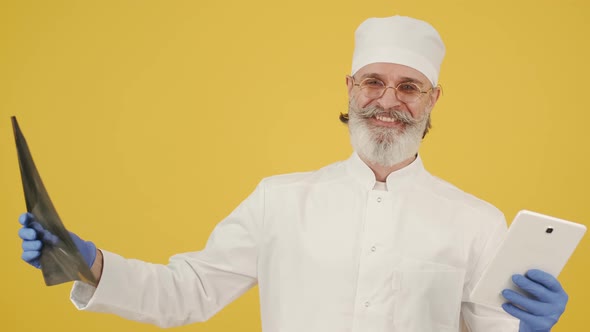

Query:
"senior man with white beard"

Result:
[[18, 16, 568, 332], [345, 61, 436, 178]]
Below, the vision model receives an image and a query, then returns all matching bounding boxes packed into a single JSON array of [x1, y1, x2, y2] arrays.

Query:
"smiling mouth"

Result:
[[375, 114, 398, 123]]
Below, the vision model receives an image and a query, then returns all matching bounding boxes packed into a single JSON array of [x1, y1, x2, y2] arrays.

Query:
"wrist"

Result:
[[90, 249, 103, 285]]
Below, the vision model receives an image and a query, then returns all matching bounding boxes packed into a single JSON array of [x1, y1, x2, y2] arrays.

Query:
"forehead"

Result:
[[354, 62, 431, 85]]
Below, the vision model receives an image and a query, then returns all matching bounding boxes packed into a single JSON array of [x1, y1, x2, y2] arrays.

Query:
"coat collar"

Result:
[[345, 152, 425, 192]]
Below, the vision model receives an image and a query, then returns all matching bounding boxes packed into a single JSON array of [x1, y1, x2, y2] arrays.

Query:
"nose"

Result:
[[376, 86, 403, 109]]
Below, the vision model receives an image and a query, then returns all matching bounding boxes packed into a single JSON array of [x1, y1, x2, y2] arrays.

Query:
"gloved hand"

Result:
[[18, 212, 97, 268], [501, 269, 568, 332]]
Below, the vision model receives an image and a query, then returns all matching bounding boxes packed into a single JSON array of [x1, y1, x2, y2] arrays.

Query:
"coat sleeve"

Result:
[[460, 211, 519, 331], [70, 183, 266, 328]]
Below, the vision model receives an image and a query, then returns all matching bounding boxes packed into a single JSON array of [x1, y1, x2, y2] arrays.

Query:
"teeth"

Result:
[[375, 115, 397, 123]]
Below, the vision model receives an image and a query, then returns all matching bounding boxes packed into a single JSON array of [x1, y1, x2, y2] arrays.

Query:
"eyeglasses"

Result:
[[351, 76, 435, 103]]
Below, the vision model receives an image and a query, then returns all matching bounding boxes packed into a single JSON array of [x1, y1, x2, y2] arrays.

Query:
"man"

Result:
[[18, 15, 568, 331]]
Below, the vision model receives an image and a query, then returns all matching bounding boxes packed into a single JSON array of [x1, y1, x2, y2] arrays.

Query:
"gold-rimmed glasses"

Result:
[[350, 76, 435, 103]]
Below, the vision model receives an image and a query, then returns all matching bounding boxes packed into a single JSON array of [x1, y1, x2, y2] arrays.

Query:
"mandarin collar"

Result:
[[345, 152, 425, 191]]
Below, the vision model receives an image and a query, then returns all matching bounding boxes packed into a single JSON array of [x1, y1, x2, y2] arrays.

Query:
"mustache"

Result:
[[352, 104, 420, 126]]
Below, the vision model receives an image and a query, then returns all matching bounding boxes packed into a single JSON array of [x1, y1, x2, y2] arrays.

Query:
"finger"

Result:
[[526, 269, 565, 293], [29, 221, 46, 234], [29, 222, 59, 245], [502, 302, 543, 322], [22, 240, 43, 251], [41, 229, 59, 245], [502, 289, 554, 316], [502, 303, 556, 330], [22, 250, 41, 263], [512, 274, 554, 302], [18, 212, 35, 226], [18, 227, 38, 241]]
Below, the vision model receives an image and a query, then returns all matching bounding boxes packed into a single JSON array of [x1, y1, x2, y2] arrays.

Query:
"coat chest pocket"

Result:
[[392, 268, 465, 330]]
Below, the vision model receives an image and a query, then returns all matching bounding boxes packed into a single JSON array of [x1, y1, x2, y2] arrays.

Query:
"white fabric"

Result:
[[351, 16, 446, 86], [71, 153, 518, 331], [373, 181, 387, 191]]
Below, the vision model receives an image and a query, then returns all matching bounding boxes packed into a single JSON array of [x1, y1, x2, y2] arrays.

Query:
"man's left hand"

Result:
[[501, 269, 568, 332]]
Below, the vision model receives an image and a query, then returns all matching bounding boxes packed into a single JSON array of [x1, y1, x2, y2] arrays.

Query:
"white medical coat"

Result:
[[71, 153, 519, 331]]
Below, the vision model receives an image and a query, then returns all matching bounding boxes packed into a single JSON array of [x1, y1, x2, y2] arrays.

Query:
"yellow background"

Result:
[[1, 0, 588, 331]]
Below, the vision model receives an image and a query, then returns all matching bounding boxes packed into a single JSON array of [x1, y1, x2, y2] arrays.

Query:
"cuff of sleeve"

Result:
[[70, 280, 97, 309], [69, 250, 126, 311]]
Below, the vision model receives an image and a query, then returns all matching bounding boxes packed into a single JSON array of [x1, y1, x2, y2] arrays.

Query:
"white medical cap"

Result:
[[351, 16, 446, 86]]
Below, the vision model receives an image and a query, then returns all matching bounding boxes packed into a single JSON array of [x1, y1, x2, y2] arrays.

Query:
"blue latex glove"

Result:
[[502, 269, 568, 332], [18, 212, 97, 268]]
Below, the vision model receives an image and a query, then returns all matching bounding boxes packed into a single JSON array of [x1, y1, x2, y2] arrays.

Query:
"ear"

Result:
[[346, 75, 354, 97], [425, 86, 441, 113]]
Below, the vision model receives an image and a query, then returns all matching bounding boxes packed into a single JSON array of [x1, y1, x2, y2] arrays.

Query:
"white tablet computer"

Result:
[[470, 210, 586, 308]]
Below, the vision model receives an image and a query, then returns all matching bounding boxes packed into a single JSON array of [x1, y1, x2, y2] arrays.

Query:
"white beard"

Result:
[[348, 102, 429, 167]]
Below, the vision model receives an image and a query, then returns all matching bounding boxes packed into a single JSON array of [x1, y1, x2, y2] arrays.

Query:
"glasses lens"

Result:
[[359, 78, 386, 99], [396, 83, 421, 103]]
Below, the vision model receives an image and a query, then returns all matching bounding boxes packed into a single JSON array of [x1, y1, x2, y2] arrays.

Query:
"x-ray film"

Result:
[[12, 116, 97, 286]]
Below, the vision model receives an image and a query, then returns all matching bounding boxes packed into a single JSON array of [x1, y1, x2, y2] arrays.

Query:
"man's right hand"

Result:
[[18, 212, 98, 269]]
